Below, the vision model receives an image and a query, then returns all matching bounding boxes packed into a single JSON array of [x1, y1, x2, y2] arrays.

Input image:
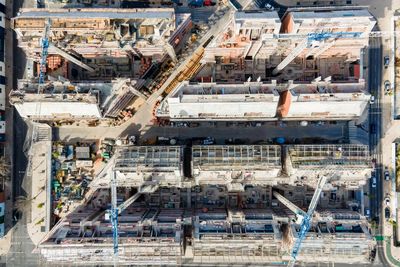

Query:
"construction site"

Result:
[[9, 7, 192, 122], [31, 143, 376, 265], [153, 7, 376, 123], [12, 8, 191, 80], [156, 79, 370, 121], [7, 2, 384, 266]]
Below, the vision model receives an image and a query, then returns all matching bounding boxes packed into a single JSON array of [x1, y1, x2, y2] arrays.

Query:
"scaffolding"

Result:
[[115, 146, 181, 172], [288, 144, 371, 168], [192, 145, 281, 170]]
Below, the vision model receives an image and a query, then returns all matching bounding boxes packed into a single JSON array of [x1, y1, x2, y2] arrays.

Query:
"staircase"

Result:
[[104, 91, 136, 118], [34, 123, 51, 142], [348, 121, 358, 143]]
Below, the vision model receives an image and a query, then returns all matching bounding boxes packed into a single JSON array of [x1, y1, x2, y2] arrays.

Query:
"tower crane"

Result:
[[38, 18, 51, 93], [269, 30, 400, 75], [107, 169, 159, 265], [273, 175, 328, 267]]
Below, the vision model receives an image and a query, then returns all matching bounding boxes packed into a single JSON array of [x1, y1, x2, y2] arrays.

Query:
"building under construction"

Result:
[[38, 185, 375, 265], [9, 78, 151, 121], [198, 7, 375, 82], [12, 8, 191, 80], [156, 79, 370, 121], [35, 143, 376, 265], [161, 7, 376, 123], [28, 4, 378, 266]]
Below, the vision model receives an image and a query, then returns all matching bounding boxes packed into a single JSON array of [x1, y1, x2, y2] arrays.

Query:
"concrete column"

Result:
[[359, 46, 366, 80], [268, 186, 272, 207], [360, 188, 365, 215], [187, 187, 191, 208]]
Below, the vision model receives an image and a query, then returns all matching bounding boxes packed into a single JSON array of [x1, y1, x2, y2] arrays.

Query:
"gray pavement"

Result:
[[5, 1, 395, 267], [3, 0, 41, 265], [54, 121, 350, 144], [368, 34, 391, 267], [176, 6, 217, 22]]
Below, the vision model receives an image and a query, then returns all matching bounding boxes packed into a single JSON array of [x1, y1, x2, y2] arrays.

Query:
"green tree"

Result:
[[0, 156, 10, 184]]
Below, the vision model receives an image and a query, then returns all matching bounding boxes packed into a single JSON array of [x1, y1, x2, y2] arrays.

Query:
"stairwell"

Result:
[[34, 123, 52, 142]]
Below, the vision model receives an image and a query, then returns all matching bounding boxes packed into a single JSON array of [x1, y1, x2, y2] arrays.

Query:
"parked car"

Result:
[[265, 3, 274, 10], [384, 169, 390, 181], [385, 197, 390, 206], [202, 137, 215, 145], [369, 95, 375, 105], [371, 176, 377, 188], [385, 207, 390, 220], [365, 209, 370, 217], [384, 80, 391, 92], [299, 121, 308, 127], [384, 56, 390, 67]]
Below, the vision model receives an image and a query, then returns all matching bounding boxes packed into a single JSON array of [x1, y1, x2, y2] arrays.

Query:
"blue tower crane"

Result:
[[108, 167, 158, 265], [38, 19, 51, 92], [272, 31, 363, 75], [273, 175, 328, 267]]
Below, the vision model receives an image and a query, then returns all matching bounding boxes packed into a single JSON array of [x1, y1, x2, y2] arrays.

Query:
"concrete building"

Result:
[[157, 81, 280, 121], [0, 0, 5, 144], [191, 145, 282, 188], [287, 210, 376, 264], [37, 187, 375, 266], [92, 144, 371, 191], [279, 79, 370, 120], [38, 200, 184, 265], [12, 8, 191, 80], [192, 209, 285, 263], [9, 78, 150, 121], [285, 144, 372, 189], [198, 8, 375, 82], [92, 145, 183, 188], [10, 79, 103, 121], [157, 79, 370, 121], [273, 7, 376, 78], [35, 141, 375, 265], [201, 10, 281, 82]]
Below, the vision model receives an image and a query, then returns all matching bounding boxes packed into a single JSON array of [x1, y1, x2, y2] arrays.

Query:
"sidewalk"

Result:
[[25, 141, 51, 245], [1, 0, 15, 257], [384, 237, 400, 266], [0, 227, 12, 255]]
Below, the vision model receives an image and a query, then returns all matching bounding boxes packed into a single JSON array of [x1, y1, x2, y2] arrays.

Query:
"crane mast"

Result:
[[38, 18, 51, 93], [274, 175, 328, 267], [108, 167, 159, 265]]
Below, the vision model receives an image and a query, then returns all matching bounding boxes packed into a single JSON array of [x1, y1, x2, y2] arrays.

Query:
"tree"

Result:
[[14, 196, 31, 213], [0, 157, 10, 188]]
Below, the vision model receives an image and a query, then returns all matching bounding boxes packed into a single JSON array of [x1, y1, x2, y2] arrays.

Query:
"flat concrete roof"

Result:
[[235, 11, 280, 21], [290, 9, 373, 20], [14, 102, 102, 118], [16, 9, 174, 20]]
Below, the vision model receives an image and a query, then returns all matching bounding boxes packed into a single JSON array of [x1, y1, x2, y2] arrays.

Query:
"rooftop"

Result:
[[235, 10, 280, 21], [287, 144, 371, 168], [287, 8, 373, 20], [192, 145, 281, 169], [13, 102, 102, 119], [114, 146, 181, 172], [15, 8, 175, 20]]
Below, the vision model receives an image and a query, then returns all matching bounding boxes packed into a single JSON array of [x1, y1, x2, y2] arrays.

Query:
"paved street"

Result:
[[5, 1, 400, 267], [367, 34, 390, 267], [54, 121, 350, 144], [3, 0, 42, 265]]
